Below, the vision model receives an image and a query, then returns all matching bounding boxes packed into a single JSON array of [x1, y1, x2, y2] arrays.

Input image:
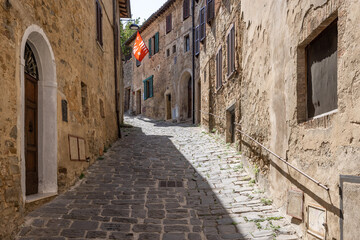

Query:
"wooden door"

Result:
[[187, 78, 192, 118], [25, 73, 38, 195], [166, 94, 171, 120]]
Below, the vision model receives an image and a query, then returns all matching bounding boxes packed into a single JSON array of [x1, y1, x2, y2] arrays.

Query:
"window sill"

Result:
[[300, 109, 338, 129]]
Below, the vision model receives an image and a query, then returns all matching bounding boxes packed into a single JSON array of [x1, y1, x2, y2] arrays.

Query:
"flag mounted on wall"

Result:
[[133, 31, 149, 62]]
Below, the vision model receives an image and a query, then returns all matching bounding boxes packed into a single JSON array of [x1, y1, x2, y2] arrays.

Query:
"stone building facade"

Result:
[[0, 0, 130, 238], [198, 0, 242, 145], [124, 0, 201, 122], [200, 0, 360, 239]]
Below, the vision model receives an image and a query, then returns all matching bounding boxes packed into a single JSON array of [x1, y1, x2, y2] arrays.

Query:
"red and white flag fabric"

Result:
[[133, 31, 149, 62]]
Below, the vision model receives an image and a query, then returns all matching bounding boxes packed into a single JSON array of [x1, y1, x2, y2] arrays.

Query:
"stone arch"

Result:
[[20, 25, 58, 200], [178, 69, 192, 121]]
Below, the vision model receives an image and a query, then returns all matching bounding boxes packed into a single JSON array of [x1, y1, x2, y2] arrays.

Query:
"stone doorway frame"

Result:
[[20, 25, 58, 202]]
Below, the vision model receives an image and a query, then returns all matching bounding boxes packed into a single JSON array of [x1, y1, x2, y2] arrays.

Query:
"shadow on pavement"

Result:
[[17, 125, 254, 240]]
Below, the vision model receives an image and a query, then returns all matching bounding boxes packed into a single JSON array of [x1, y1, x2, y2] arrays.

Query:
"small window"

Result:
[[95, 0, 103, 46], [227, 26, 235, 76], [184, 35, 190, 52], [148, 32, 160, 58], [216, 47, 222, 89], [195, 26, 200, 56], [183, 0, 190, 20], [173, 45, 176, 53], [207, 0, 215, 23], [143, 76, 154, 100], [306, 20, 338, 118], [200, 7, 206, 41], [136, 59, 141, 67], [167, 49, 170, 57], [166, 14, 172, 33]]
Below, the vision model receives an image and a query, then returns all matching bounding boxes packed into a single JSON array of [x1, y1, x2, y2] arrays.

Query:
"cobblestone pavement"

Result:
[[17, 116, 299, 240]]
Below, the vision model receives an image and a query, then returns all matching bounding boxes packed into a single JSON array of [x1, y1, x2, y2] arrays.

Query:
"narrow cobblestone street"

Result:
[[17, 116, 298, 240]]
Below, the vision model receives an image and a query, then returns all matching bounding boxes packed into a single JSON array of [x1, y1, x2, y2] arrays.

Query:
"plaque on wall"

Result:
[[287, 189, 303, 220], [68, 135, 86, 161], [307, 204, 326, 239]]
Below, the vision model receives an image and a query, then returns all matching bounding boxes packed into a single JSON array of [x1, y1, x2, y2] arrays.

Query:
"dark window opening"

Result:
[[167, 49, 170, 57], [216, 47, 223, 89], [61, 100, 68, 122], [81, 82, 89, 117], [207, 0, 215, 23], [136, 59, 141, 67], [95, 0, 103, 46], [183, 0, 190, 20], [173, 45, 176, 53], [306, 20, 338, 118], [185, 35, 190, 52], [166, 14, 172, 33]]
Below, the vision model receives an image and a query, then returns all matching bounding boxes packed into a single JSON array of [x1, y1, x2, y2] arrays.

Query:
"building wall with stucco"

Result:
[[0, 0, 127, 237], [126, 0, 201, 122]]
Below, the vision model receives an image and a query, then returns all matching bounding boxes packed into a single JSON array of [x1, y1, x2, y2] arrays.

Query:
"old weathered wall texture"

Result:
[[199, 0, 242, 142], [127, 0, 200, 122], [0, 0, 122, 238], [239, 0, 360, 239]]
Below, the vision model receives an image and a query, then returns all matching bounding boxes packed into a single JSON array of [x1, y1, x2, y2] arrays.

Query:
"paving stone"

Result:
[[163, 233, 186, 240], [16, 116, 298, 240], [86, 231, 107, 239]]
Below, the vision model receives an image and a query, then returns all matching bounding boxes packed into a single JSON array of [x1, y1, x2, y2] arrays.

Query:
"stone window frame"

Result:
[[296, 12, 338, 124]]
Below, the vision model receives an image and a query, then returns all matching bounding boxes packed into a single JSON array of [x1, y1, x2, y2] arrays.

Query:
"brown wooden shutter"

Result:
[[183, 0, 190, 20], [231, 27, 235, 73], [166, 14, 172, 33], [207, 0, 215, 23], [200, 7, 206, 41]]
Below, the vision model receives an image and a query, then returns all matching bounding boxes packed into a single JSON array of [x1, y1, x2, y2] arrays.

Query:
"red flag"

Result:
[[133, 31, 149, 62]]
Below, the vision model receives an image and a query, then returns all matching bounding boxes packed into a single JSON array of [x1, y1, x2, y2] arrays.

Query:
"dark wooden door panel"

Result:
[[25, 73, 38, 195]]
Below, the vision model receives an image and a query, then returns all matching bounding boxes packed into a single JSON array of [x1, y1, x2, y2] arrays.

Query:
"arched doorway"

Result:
[[20, 25, 58, 199], [178, 70, 192, 121], [24, 44, 39, 195]]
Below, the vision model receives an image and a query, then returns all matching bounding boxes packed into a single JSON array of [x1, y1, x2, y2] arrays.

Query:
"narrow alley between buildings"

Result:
[[17, 116, 298, 240]]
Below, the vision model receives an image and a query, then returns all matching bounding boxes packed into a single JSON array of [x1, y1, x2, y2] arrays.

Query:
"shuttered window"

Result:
[[200, 7, 206, 41], [154, 32, 159, 54], [183, 0, 190, 20], [184, 35, 190, 52], [195, 26, 200, 56], [148, 32, 159, 57], [227, 26, 235, 76], [96, 0, 103, 46], [143, 76, 154, 100], [216, 47, 222, 89], [207, 0, 215, 23], [166, 14, 172, 34], [148, 38, 152, 58], [306, 20, 338, 118]]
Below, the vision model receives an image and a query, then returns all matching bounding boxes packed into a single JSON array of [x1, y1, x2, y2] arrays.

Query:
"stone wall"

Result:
[[199, 0, 242, 142], [239, 0, 359, 239], [126, 0, 200, 122], [0, 0, 123, 238]]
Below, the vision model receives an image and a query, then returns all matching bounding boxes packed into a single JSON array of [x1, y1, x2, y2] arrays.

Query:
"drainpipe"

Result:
[[192, 0, 195, 124], [113, 0, 122, 138]]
